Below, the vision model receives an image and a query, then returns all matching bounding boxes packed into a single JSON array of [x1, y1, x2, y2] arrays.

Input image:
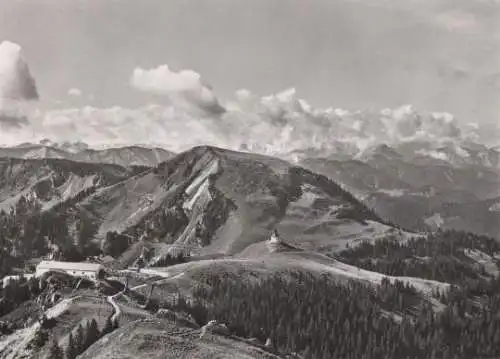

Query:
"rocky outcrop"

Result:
[[155, 309, 199, 329], [199, 320, 229, 338]]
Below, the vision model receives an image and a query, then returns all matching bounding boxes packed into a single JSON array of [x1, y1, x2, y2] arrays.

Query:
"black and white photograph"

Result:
[[0, 1, 499, 358]]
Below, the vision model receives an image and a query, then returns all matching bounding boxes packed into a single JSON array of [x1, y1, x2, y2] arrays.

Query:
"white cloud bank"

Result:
[[1, 58, 497, 161], [9, 87, 491, 161]]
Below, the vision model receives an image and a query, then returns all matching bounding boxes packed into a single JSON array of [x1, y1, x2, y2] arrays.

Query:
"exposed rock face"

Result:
[[265, 338, 273, 348], [268, 230, 281, 244], [155, 309, 199, 329], [199, 320, 229, 338], [266, 230, 284, 253]]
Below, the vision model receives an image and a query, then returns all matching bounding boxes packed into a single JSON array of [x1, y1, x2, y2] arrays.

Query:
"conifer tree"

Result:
[[74, 323, 85, 353], [84, 318, 100, 349], [47, 339, 64, 359], [101, 315, 114, 337], [65, 333, 78, 359]]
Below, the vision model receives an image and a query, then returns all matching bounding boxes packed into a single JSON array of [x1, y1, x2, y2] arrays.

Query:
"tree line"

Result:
[[339, 229, 500, 285], [171, 268, 500, 359]]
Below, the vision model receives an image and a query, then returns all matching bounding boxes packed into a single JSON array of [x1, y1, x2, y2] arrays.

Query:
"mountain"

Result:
[[0, 146, 408, 275], [0, 143, 175, 167], [0, 146, 417, 359], [3, 145, 500, 359], [70, 146, 175, 167], [301, 142, 500, 238], [0, 157, 131, 212], [357, 141, 500, 170], [61, 145, 410, 264], [0, 144, 69, 161]]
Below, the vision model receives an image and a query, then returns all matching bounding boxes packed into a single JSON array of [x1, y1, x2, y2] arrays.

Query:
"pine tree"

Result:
[[47, 338, 64, 359], [65, 333, 78, 359], [101, 315, 114, 337], [74, 323, 86, 353], [84, 318, 100, 349]]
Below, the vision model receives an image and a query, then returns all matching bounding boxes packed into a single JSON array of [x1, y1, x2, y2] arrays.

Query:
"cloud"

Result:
[[130, 64, 225, 115], [0, 41, 38, 101], [9, 85, 482, 160], [0, 60, 492, 161], [68, 87, 82, 97], [434, 10, 479, 33], [0, 41, 38, 129], [0, 113, 29, 129], [21, 104, 225, 150]]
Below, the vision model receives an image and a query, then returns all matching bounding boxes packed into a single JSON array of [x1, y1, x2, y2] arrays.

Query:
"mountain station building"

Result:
[[35, 261, 105, 280]]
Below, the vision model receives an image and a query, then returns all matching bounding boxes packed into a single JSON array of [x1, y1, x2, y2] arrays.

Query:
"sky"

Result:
[[0, 0, 498, 151]]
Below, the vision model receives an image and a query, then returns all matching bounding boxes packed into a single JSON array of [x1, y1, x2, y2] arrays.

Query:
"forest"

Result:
[[173, 268, 500, 359], [339, 230, 500, 285]]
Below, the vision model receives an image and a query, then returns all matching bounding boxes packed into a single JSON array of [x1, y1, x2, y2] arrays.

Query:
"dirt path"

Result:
[[107, 288, 125, 323], [0, 296, 80, 359]]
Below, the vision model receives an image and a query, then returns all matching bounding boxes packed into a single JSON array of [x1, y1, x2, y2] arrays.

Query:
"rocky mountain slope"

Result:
[[73, 145, 413, 260], [0, 157, 132, 212], [0, 145, 408, 277], [301, 143, 500, 238]]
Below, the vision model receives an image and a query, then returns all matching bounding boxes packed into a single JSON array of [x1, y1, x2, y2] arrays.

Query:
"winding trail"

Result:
[[106, 268, 185, 324], [107, 287, 126, 323]]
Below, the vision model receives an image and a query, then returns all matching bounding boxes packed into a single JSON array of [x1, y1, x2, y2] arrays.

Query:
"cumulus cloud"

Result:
[[0, 41, 38, 129], [68, 87, 82, 97], [0, 41, 38, 101], [130, 64, 225, 115]]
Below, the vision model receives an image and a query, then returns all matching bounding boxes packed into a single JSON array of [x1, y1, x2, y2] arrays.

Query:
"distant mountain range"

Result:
[[0, 142, 175, 167], [301, 142, 500, 239]]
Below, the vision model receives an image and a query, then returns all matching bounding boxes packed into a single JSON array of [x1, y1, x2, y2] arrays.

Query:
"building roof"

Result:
[[37, 261, 103, 272]]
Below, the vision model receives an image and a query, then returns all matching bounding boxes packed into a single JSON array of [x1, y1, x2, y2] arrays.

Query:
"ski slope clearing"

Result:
[[139, 250, 449, 311]]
